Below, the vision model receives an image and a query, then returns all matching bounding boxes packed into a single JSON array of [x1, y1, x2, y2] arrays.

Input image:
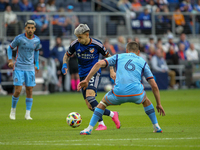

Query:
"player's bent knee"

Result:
[[14, 90, 21, 97], [100, 101, 107, 107]]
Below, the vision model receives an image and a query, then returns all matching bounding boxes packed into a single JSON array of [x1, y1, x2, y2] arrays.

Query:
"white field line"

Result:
[[0, 137, 200, 147]]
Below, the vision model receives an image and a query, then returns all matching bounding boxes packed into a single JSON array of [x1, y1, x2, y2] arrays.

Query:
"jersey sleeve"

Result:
[[66, 40, 77, 57], [35, 39, 41, 51], [104, 54, 117, 67], [143, 62, 154, 81], [10, 35, 20, 49], [99, 45, 109, 57]]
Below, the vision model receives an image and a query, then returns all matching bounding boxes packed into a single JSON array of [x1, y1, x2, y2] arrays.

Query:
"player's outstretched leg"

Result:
[[9, 96, 19, 120], [143, 98, 162, 133], [86, 96, 120, 130], [86, 96, 107, 130], [25, 98, 33, 120], [80, 107, 104, 135]]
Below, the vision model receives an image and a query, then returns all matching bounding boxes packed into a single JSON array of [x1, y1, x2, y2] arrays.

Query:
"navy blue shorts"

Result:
[[80, 73, 101, 99]]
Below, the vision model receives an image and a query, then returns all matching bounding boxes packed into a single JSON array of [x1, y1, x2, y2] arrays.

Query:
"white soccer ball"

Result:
[[66, 112, 82, 128], [104, 84, 113, 92]]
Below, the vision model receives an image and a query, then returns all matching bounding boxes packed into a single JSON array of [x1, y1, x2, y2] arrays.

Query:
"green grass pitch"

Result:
[[0, 89, 200, 150]]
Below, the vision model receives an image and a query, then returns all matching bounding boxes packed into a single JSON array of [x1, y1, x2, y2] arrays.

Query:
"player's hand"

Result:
[[8, 62, 14, 69], [35, 66, 39, 74], [77, 80, 88, 91], [156, 104, 165, 116], [62, 63, 68, 75], [110, 71, 116, 81]]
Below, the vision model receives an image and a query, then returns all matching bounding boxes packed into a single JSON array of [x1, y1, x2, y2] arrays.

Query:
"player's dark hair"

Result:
[[126, 41, 139, 52]]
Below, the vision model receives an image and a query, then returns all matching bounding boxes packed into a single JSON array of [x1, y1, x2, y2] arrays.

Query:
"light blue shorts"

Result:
[[13, 70, 36, 87], [104, 90, 146, 105]]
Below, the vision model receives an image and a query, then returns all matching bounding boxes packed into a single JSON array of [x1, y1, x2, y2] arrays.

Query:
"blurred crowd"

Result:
[[2, 0, 200, 36], [1, 0, 80, 36], [103, 34, 200, 90]]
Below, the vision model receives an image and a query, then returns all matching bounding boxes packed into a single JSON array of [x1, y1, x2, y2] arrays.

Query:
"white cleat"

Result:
[[9, 112, 16, 120], [25, 115, 33, 120], [9, 108, 16, 120]]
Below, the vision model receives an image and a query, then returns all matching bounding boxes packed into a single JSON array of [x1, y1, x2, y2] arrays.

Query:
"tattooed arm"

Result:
[[62, 53, 70, 75]]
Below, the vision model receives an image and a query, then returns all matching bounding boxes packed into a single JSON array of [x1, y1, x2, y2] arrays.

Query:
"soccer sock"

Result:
[[89, 107, 104, 127], [144, 104, 158, 124], [109, 111, 114, 118], [86, 96, 111, 116], [75, 79, 80, 90], [86, 96, 103, 122], [26, 98, 33, 111], [98, 120, 105, 126], [11, 96, 19, 108], [71, 79, 76, 91]]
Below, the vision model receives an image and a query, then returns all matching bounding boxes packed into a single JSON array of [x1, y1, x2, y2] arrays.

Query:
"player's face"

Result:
[[25, 24, 36, 37], [76, 33, 89, 45]]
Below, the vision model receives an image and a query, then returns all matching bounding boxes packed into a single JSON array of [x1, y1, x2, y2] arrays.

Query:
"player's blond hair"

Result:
[[126, 41, 139, 52], [25, 20, 36, 27], [74, 24, 90, 35]]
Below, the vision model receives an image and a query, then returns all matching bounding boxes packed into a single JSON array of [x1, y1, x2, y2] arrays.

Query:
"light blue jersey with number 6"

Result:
[[104, 53, 154, 97]]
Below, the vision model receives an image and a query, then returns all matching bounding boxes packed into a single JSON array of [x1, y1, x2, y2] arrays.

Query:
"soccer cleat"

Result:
[[153, 127, 163, 133], [9, 108, 16, 120], [25, 115, 33, 120], [9, 112, 16, 120], [112, 111, 121, 129], [80, 128, 92, 135], [0, 89, 7, 95], [95, 125, 107, 131]]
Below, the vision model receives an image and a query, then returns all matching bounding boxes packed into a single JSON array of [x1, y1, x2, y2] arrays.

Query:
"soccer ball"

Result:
[[66, 112, 82, 128], [104, 84, 113, 92]]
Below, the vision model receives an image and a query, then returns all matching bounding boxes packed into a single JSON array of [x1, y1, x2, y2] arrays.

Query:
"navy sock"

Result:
[[86, 96, 111, 119]]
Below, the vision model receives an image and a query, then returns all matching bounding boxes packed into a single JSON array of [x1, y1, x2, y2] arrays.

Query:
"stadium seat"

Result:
[[87, 22, 94, 35], [82, 2, 92, 12], [73, 3, 82, 12], [78, 16, 90, 24], [106, 22, 117, 35], [169, 3, 179, 12]]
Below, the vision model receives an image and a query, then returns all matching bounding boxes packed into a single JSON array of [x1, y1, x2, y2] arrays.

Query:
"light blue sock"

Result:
[[144, 104, 158, 124], [26, 98, 33, 111], [89, 108, 105, 127], [11, 96, 19, 108]]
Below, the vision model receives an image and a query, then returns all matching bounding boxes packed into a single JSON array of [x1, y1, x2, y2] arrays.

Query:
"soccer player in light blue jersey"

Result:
[[62, 24, 120, 130], [78, 41, 165, 135], [7, 20, 40, 120]]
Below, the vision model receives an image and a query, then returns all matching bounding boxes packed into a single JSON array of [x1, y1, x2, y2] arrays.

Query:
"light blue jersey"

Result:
[[10, 33, 40, 71], [105, 53, 153, 97]]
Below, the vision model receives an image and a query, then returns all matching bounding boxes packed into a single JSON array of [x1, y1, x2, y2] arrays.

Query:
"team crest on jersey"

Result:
[[77, 49, 81, 52], [15, 78, 18, 82], [89, 48, 94, 53]]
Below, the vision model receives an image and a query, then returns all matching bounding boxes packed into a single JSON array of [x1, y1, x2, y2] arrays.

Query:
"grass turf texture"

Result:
[[0, 89, 200, 150]]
